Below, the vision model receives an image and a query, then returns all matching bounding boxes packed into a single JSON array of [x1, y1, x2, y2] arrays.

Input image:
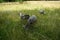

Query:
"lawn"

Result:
[[0, 1, 60, 40]]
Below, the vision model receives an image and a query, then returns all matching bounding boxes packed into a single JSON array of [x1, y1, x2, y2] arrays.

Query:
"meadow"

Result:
[[0, 1, 60, 40]]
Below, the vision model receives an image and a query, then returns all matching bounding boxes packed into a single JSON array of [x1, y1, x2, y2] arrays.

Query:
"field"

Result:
[[0, 1, 60, 40]]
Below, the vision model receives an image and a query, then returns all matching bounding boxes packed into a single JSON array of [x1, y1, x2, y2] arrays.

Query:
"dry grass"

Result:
[[0, 1, 60, 11]]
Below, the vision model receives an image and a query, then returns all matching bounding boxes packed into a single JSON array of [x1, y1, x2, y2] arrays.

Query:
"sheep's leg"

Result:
[[23, 23, 30, 30]]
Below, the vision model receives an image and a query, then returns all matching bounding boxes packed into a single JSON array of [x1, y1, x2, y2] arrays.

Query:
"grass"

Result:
[[0, 1, 60, 40]]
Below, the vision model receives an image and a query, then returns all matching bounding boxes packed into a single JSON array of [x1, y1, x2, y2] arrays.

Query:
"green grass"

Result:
[[0, 2, 60, 40]]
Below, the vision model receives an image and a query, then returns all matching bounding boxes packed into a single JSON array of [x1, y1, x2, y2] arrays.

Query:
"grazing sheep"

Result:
[[39, 9, 45, 14], [20, 13, 37, 30], [23, 15, 37, 30], [20, 13, 30, 19]]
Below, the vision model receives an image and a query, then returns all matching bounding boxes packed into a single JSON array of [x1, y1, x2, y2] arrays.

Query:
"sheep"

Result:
[[23, 15, 37, 30], [20, 13, 37, 30], [39, 9, 45, 14], [20, 13, 30, 19]]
